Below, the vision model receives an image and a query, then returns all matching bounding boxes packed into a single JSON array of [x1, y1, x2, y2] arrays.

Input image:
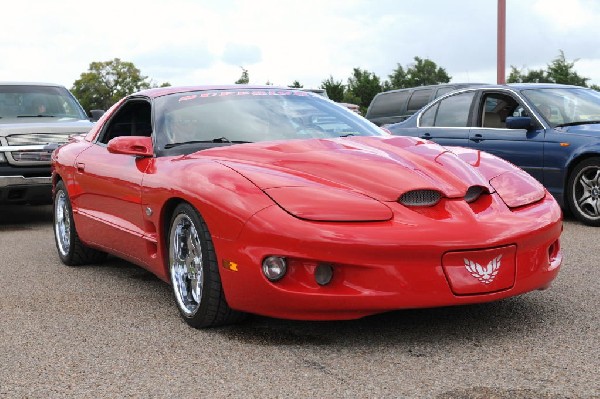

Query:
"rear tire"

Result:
[[53, 180, 107, 265], [567, 157, 600, 226], [168, 203, 246, 328]]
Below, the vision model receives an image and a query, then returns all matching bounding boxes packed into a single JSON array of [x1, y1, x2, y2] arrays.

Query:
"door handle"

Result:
[[420, 133, 431, 139], [76, 162, 85, 172], [470, 133, 483, 142]]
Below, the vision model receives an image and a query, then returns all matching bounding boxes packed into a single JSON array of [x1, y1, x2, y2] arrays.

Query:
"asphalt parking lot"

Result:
[[0, 205, 598, 398]]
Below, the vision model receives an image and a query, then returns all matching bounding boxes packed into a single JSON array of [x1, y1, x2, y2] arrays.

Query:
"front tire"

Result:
[[567, 157, 600, 226], [53, 180, 107, 265], [168, 203, 245, 328]]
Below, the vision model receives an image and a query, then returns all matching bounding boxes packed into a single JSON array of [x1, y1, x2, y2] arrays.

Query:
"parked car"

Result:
[[52, 85, 562, 328], [387, 83, 600, 226], [365, 83, 488, 126], [0, 82, 95, 204], [339, 102, 361, 114], [300, 88, 360, 113]]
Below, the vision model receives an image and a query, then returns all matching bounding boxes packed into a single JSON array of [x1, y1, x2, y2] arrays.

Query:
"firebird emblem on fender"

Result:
[[464, 255, 502, 284]]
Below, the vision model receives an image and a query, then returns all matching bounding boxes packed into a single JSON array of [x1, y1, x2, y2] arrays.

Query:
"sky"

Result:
[[2, 0, 600, 90]]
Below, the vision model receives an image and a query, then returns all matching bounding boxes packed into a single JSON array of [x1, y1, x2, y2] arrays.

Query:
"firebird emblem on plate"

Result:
[[464, 255, 502, 284]]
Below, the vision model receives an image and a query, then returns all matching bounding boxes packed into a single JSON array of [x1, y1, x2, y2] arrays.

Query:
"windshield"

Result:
[[0, 85, 88, 119], [153, 89, 383, 151], [521, 87, 600, 127]]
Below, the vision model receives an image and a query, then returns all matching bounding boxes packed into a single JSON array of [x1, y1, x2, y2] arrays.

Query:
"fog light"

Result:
[[262, 256, 287, 281], [315, 263, 333, 286]]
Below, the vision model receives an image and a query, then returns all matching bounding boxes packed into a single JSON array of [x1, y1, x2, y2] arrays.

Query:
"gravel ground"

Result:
[[0, 205, 598, 398]]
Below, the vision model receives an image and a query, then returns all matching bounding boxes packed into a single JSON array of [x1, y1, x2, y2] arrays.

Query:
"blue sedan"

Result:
[[387, 83, 600, 226]]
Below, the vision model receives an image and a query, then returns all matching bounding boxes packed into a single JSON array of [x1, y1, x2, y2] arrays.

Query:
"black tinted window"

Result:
[[420, 103, 439, 127], [407, 89, 433, 112], [434, 91, 475, 127], [368, 91, 410, 117], [434, 87, 456, 98]]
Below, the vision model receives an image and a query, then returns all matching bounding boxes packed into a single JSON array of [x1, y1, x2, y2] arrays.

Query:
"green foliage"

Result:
[[235, 67, 249, 84], [507, 50, 589, 86], [289, 80, 303, 88], [388, 57, 451, 89], [591, 84, 600, 92], [320, 76, 345, 102], [547, 50, 589, 86], [71, 58, 158, 113], [346, 68, 383, 110]]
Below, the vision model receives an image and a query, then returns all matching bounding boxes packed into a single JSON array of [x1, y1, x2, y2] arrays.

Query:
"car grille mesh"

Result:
[[399, 190, 442, 207], [6, 133, 71, 145]]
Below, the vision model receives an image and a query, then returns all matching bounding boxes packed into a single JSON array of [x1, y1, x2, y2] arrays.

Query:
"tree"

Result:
[[389, 57, 451, 89], [507, 50, 589, 86], [320, 76, 345, 102], [235, 67, 249, 84], [388, 64, 406, 89], [507, 66, 551, 83], [289, 80, 303, 88], [346, 68, 383, 110], [547, 50, 589, 86], [71, 58, 158, 112]]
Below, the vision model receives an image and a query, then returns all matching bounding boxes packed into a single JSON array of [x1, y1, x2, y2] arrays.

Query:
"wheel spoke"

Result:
[[169, 212, 204, 316], [54, 191, 71, 255]]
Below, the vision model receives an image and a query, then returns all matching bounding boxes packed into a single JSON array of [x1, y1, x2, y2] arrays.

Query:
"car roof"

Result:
[[376, 83, 489, 95], [450, 83, 588, 91], [0, 81, 66, 87], [134, 85, 295, 99]]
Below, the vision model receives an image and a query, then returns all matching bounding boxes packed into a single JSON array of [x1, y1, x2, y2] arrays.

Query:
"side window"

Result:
[[434, 87, 456, 99], [433, 91, 475, 127], [369, 91, 410, 117], [420, 103, 439, 127], [407, 89, 433, 113], [480, 93, 521, 128], [98, 100, 152, 144]]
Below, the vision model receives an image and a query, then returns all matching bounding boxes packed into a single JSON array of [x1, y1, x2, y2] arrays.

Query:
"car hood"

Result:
[[193, 136, 493, 202], [561, 123, 600, 136], [0, 118, 94, 133]]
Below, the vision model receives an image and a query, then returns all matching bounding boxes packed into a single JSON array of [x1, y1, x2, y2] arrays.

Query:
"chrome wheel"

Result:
[[169, 213, 204, 317], [572, 164, 600, 222], [54, 189, 71, 256]]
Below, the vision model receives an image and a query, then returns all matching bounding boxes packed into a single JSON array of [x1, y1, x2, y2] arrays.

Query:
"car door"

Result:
[[416, 90, 476, 147], [467, 90, 545, 183], [71, 99, 153, 263]]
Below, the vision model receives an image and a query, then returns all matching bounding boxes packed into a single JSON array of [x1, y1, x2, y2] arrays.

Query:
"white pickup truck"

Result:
[[0, 82, 96, 204]]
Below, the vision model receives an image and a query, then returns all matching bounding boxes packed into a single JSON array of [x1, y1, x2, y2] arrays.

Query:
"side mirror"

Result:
[[89, 109, 105, 122], [107, 136, 153, 157], [505, 116, 532, 130]]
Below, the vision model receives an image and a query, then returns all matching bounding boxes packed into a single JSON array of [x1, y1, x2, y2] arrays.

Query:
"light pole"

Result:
[[497, 0, 506, 84]]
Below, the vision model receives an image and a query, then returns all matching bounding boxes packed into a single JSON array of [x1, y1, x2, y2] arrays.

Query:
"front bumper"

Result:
[[0, 175, 51, 187], [214, 193, 563, 320], [0, 144, 55, 203]]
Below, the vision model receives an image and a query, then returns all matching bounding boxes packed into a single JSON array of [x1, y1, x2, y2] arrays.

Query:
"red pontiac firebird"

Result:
[[51, 85, 563, 328]]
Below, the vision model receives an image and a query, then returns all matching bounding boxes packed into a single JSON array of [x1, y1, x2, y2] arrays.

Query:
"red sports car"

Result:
[[52, 86, 563, 328]]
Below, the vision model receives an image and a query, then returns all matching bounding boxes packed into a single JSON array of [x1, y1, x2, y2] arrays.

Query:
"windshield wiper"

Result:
[[164, 137, 252, 149], [17, 114, 56, 118], [555, 120, 600, 127], [339, 133, 356, 137]]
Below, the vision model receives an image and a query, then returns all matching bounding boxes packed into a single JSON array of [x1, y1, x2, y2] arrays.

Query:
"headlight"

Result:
[[490, 170, 545, 208], [262, 256, 287, 281], [263, 186, 392, 222]]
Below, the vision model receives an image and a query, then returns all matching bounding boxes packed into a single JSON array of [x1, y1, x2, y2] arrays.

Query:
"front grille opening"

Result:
[[399, 189, 442, 207]]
